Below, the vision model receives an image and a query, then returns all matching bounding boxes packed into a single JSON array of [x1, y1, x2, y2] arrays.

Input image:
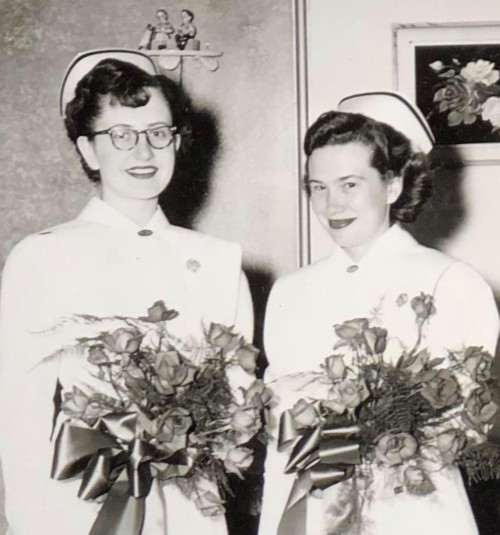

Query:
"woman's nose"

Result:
[[133, 133, 154, 160], [326, 188, 344, 210]]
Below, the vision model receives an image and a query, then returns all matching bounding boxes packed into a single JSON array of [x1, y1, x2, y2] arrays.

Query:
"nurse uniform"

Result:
[[0, 196, 254, 534], [260, 223, 499, 535]]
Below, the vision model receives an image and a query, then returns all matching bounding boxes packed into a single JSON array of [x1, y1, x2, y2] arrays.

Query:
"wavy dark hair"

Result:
[[303, 111, 433, 223], [64, 58, 190, 183]]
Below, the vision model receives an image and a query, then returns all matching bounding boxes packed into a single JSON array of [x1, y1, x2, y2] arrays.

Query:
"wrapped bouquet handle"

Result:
[[51, 413, 187, 535]]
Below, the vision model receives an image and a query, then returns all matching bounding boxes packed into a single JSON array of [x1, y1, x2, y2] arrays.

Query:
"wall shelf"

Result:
[[144, 49, 223, 72]]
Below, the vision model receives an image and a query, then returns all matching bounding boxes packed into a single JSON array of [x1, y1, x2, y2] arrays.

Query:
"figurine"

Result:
[[175, 9, 198, 50], [139, 9, 175, 50]]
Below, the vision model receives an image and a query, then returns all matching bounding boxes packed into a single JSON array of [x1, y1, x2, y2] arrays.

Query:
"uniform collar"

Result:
[[327, 223, 418, 271], [77, 196, 171, 232]]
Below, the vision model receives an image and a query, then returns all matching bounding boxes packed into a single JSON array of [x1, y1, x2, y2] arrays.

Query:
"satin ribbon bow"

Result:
[[51, 413, 188, 535], [277, 409, 361, 535]]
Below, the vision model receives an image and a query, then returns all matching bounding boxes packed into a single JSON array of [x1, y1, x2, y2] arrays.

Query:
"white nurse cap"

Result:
[[59, 48, 158, 118], [337, 91, 435, 154]]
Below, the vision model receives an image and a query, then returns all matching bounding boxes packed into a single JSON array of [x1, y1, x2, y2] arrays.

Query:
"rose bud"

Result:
[[143, 300, 179, 322], [411, 293, 436, 324]]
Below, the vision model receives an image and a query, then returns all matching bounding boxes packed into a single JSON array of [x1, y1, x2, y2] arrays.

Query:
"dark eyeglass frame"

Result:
[[88, 124, 178, 151]]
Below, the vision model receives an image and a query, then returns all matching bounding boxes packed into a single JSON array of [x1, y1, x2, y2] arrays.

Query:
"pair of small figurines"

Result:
[[139, 9, 199, 51]]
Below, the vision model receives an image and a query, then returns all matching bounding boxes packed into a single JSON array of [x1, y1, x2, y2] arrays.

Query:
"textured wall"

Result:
[[0, 1, 298, 532], [0, 0, 298, 276]]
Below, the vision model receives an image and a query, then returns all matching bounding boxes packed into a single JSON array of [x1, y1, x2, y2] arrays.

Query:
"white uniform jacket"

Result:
[[0, 197, 254, 535], [260, 224, 499, 535]]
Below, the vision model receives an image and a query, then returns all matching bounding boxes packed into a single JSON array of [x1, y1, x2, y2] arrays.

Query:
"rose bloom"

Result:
[[223, 446, 254, 475], [244, 379, 272, 408], [102, 327, 143, 354], [463, 346, 493, 382], [207, 323, 240, 350], [324, 379, 369, 415], [142, 408, 191, 449], [323, 354, 346, 381], [420, 369, 460, 409], [375, 432, 418, 465], [195, 490, 225, 517], [230, 406, 260, 433], [334, 318, 369, 344], [290, 399, 320, 428], [460, 59, 500, 86], [87, 346, 109, 365], [61, 386, 90, 419], [155, 350, 195, 387], [436, 429, 467, 465], [481, 97, 500, 128], [433, 79, 480, 126], [464, 387, 498, 426], [235, 343, 259, 374]]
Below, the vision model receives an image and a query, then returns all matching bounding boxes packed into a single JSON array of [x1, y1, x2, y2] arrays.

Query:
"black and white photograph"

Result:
[[1, 1, 500, 534]]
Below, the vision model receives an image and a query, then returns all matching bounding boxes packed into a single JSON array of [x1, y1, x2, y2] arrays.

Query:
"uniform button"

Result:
[[346, 264, 358, 273], [138, 229, 153, 237]]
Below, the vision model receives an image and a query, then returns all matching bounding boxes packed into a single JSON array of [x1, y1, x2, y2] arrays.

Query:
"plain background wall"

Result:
[[306, 0, 500, 304]]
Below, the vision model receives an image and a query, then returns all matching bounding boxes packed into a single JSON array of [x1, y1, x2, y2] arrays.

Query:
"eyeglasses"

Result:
[[88, 124, 178, 151]]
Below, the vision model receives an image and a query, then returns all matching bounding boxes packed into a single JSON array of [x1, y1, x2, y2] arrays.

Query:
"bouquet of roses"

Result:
[[278, 292, 500, 533], [50, 300, 270, 535]]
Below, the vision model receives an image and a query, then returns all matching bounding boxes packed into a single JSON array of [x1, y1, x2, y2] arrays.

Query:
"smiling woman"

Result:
[[259, 91, 499, 535], [0, 49, 254, 535]]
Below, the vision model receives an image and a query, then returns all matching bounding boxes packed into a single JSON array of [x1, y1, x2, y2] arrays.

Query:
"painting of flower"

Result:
[[415, 44, 500, 145]]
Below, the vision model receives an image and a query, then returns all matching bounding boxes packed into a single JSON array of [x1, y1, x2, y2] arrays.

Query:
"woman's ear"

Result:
[[386, 173, 403, 205], [76, 136, 100, 171], [174, 133, 181, 151]]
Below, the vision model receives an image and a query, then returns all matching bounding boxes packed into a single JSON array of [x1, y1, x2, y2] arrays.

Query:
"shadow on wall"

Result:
[[160, 104, 218, 229], [409, 146, 500, 535], [406, 147, 466, 251], [158, 83, 270, 535]]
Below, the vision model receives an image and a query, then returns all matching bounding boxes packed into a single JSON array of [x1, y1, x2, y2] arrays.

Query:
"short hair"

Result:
[[303, 111, 432, 223], [64, 58, 189, 183], [181, 9, 194, 21]]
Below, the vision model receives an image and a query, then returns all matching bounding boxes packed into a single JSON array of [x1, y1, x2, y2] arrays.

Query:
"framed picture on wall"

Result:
[[393, 22, 500, 165]]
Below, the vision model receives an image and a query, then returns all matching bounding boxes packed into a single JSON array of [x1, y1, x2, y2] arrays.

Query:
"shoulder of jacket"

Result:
[[270, 256, 332, 296], [5, 219, 88, 264], [402, 240, 459, 273]]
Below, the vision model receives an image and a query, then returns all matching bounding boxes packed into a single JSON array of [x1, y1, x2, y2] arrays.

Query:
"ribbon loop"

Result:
[[277, 418, 362, 535], [51, 414, 187, 535]]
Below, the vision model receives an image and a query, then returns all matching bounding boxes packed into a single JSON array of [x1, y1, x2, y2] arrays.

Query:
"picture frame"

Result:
[[393, 22, 500, 165]]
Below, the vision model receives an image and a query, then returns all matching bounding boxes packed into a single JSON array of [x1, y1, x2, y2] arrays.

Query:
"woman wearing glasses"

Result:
[[0, 49, 253, 534]]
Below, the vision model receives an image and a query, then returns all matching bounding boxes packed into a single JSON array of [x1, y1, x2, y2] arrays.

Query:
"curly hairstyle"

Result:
[[303, 111, 433, 223], [64, 58, 190, 183]]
